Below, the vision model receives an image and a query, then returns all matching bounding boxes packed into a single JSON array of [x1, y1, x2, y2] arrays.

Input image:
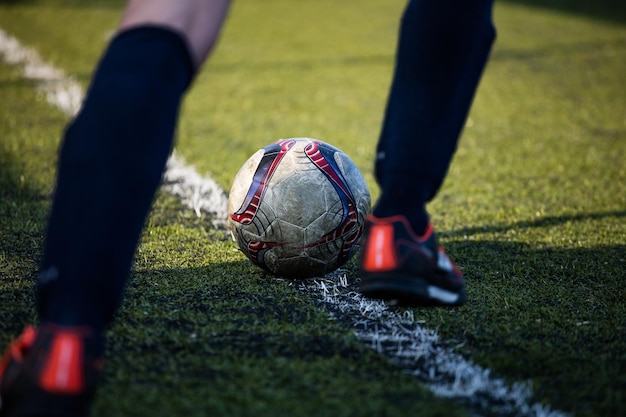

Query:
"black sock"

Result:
[[37, 26, 194, 330], [373, 0, 495, 235], [372, 179, 431, 236]]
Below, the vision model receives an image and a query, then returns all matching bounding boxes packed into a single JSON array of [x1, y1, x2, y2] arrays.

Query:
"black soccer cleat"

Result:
[[0, 324, 104, 417], [358, 215, 466, 307]]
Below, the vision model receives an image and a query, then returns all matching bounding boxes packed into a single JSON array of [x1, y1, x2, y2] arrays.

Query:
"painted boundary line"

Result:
[[295, 274, 566, 417], [0, 28, 229, 222], [0, 27, 568, 417]]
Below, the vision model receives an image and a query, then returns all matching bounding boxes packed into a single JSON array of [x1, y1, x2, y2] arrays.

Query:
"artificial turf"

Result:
[[0, 1, 624, 416]]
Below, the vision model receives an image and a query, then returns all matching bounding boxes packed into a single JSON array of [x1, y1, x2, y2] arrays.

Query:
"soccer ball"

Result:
[[227, 138, 371, 279]]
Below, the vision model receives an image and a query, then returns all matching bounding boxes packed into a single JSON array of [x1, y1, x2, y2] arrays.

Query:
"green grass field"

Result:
[[1, 1, 625, 416]]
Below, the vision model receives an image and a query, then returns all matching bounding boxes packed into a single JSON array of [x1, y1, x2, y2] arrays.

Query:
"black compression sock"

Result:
[[37, 26, 194, 330], [373, 0, 495, 235]]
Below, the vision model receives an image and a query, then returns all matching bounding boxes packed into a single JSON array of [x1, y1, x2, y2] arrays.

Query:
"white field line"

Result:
[[294, 274, 569, 417], [0, 27, 568, 417], [0, 28, 228, 223]]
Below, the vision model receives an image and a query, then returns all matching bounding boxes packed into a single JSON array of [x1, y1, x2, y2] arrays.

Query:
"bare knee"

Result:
[[119, 0, 231, 67]]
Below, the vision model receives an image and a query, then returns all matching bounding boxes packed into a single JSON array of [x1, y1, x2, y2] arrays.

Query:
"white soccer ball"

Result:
[[227, 138, 371, 279]]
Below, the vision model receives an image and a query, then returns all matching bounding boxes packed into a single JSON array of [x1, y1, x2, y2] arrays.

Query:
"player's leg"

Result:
[[38, 0, 231, 341], [0, 1, 231, 416], [359, 0, 495, 306], [374, 0, 495, 233], [119, 0, 231, 67]]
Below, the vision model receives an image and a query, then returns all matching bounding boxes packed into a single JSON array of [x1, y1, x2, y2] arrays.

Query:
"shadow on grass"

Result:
[[440, 209, 626, 239], [439, 237, 625, 417], [0, 142, 49, 282], [0, 142, 41, 336], [449, 239, 625, 300], [2, 240, 623, 416]]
